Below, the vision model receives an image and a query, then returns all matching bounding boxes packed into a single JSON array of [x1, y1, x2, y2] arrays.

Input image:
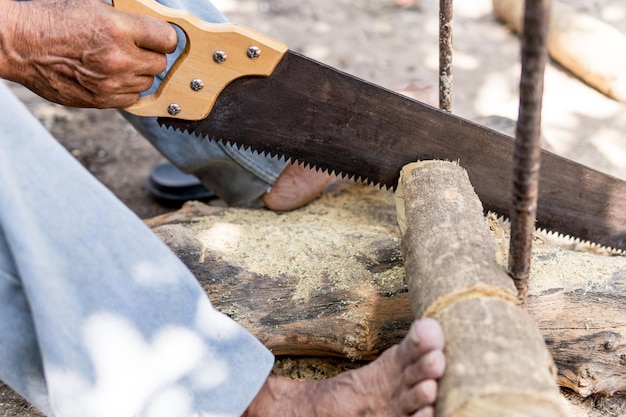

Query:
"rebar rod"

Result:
[[509, 0, 551, 307], [439, 0, 453, 112]]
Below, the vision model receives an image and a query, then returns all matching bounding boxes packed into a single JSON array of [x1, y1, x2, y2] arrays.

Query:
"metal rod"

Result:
[[509, 0, 551, 307], [439, 0, 453, 112]]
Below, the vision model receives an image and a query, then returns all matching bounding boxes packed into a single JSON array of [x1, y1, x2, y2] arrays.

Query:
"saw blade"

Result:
[[159, 51, 626, 252]]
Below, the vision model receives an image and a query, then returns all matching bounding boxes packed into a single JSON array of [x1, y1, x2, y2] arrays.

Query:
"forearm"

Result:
[[0, 0, 176, 108], [0, 0, 19, 81]]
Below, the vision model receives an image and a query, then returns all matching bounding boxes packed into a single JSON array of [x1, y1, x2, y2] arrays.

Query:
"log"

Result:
[[492, 0, 626, 103], [148, 199, 412, 360], [145, 184, 626, 398], [524, 241, 626, 398], [396, 161, 565, 416]]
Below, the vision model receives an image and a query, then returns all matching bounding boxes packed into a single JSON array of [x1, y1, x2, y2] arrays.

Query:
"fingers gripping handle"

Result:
[[112, 0, 288, 120]]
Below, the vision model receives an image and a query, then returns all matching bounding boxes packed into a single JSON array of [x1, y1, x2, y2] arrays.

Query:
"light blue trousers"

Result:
[[0, 2, 277, 416]]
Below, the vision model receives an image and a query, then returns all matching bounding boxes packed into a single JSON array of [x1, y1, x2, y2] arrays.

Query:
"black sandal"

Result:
[[146, 161, 216, 207]]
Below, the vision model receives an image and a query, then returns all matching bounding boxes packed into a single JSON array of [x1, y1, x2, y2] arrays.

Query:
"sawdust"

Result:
[[488, 214, 626, 294], [190, 183, 406, 302], [528, 238, 625, 293], [273, 357, 362, 380]]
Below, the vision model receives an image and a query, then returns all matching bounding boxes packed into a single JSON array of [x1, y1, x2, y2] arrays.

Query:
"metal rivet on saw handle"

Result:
[[167, 103, 182, 116], [213, 51, 227, 63], [247, 46, 261, 59], [190, 79, 204, 91]]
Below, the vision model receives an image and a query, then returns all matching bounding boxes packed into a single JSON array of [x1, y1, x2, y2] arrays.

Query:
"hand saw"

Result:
[[113, 0, 626, 252]]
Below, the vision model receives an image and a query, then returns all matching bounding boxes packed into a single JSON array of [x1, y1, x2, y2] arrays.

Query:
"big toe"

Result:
[[410, 318, 445, 352], [399, 318, 445, 370]]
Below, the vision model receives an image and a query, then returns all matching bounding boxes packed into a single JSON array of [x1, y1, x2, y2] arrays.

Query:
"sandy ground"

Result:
[[2, 0, 626, 416]]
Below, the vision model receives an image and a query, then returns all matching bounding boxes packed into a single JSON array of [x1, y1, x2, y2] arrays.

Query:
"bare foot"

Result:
[[244, 318, 446, 417], [262, 162, 335, 211]]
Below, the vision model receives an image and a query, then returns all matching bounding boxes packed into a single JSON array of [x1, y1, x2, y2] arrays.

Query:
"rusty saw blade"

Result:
[[159, 51, 626, 251], [110, 0, 626, 251]]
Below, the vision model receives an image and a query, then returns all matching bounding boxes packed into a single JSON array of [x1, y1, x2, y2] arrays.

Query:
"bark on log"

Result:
[[396, 161, 566, 416], [146, 184, 626, 398], [493, 0, 626, 103]]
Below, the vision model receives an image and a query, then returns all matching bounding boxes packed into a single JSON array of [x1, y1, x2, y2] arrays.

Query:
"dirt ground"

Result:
[[2, 0, 626, 416]]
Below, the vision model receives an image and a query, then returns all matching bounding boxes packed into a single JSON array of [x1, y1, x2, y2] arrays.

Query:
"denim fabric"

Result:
[[0, 78, 273, 417], [120, 0, 287, 207]]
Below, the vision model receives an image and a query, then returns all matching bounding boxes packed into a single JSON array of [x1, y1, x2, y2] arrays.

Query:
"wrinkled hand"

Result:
[[0, 0, 177, 108]]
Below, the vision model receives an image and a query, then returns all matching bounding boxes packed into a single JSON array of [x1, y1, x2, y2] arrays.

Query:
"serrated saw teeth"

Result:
[[536, 228, 625, 256], [489, 213, 624, 255], [157, 117, 626, 253], [157, 118, 389, 190]]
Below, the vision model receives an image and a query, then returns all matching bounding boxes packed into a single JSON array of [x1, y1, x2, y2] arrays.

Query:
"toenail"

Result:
[[410, 322, 421, 345]]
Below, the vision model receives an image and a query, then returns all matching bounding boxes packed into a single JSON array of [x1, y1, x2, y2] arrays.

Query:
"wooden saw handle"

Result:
[[112, 0, 288, 120]]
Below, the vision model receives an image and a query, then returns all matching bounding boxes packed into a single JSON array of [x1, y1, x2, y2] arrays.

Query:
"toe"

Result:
[[404, 350, 446, 386], [398, 318, 445, 367], [401, 379, 438, 416], [413, 318, 445, 352]]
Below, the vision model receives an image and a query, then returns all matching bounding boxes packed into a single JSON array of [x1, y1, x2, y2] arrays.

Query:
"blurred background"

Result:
[[3, 1, 626, 416]]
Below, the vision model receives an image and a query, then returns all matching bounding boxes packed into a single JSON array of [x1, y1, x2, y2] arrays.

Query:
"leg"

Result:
[[0, 80, 274, 417]]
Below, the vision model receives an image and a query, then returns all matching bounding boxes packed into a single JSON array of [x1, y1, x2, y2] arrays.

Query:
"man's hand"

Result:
[[0, 0, 177, 108]]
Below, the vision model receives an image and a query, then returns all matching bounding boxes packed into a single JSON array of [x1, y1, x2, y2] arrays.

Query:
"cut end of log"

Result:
[[396, 160, 461, 236]]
